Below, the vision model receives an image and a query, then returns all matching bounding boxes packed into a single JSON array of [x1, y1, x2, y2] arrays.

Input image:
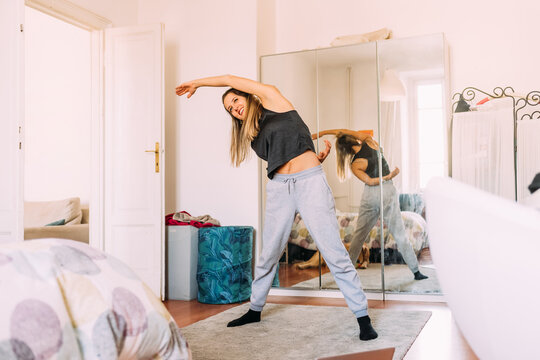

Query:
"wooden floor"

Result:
[[164, 296, 479, 360], [278, 263, 331, 287]]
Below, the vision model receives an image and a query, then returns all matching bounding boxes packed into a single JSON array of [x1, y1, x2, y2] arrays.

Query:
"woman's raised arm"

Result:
[[175, 74, 291, 110], [351, 164, 400, 186], [312, 128, 372, 142]]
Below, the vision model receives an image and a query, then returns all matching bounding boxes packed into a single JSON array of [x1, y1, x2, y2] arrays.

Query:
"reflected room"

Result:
[[261, 34, 447, 296]]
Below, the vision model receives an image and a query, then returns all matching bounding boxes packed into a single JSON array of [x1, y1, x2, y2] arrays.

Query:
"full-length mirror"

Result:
[[259, 33, 448, 296], [260, 49, 321, 290], [315, 44, 381, 293], [260, 42, 383, 292], [376, 33, 447, 294]]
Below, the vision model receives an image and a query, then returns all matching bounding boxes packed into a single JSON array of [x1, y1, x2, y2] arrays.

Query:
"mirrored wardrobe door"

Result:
[[313, 42, 385, 293], [376, 33, 447, 295], [260, 49, 321, 289]]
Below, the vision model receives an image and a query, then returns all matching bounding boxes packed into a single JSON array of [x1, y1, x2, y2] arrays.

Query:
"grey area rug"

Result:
[[292, 264, 442, 294], [181, 303, 431, 360]]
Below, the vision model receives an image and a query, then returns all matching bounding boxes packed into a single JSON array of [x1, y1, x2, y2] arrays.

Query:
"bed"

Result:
[[0, 238, 191, 359], [426, 176, 540, 359]]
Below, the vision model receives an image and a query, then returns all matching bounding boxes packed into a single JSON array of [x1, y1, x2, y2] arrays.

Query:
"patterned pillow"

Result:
[[366, 211, 429, 255], [0, 238, 191, 359]]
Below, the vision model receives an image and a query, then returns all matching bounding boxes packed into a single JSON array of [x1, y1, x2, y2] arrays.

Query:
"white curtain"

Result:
[[517, 119, 540, 202], [380, 101, 403, 191], [452, 100, 515, 200]]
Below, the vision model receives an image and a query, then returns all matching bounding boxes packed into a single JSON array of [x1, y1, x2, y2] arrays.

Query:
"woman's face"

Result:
[[223, 92, 247, 121]]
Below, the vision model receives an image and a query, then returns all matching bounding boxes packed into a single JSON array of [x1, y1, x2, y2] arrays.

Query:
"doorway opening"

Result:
[[23, 6, 92, 242]]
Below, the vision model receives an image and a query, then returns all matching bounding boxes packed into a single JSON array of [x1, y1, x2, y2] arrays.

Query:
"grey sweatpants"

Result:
[[348, 181, 419, 274], [250, 165, 369, 318]]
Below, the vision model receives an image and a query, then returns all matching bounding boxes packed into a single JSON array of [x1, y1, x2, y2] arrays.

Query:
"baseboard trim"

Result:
[[268, 288, 446, 303]]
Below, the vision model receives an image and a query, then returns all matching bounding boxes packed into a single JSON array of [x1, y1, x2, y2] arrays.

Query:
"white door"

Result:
[[0, 0, 24, 243], [103, 24, 165, 298]]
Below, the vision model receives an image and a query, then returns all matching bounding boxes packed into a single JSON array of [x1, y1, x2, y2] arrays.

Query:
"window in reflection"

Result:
[[401, 79, 446, 191], [416, 82, 445, 188]]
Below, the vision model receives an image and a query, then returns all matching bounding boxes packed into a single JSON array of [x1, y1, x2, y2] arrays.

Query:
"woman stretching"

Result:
[[313, 129, 428, 281], [176, 75, 378, 341]]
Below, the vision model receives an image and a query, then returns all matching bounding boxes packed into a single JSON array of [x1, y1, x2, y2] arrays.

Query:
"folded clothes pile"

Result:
[[165, 211, 221, 227]]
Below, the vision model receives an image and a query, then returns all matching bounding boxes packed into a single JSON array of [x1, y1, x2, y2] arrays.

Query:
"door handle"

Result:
[[145, 142, 160, 173]]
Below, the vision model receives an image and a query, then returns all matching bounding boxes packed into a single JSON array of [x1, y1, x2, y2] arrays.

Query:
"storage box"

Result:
[[166, 225, 199, 300]]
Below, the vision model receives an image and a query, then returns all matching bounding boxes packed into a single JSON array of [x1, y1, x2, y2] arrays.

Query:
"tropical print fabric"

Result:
[[399, 193, 426, 218], [0, 238, 191, 359], [197, 226, 253, 304]]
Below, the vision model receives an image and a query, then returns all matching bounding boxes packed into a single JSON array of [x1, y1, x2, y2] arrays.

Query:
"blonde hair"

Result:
[[335, 133, 360, 181], [222, 88, 262, 166]]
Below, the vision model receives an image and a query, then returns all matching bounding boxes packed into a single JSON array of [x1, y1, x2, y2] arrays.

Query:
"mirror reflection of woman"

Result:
[[176, 75, 378, 341], [313, 129, 428, 281]]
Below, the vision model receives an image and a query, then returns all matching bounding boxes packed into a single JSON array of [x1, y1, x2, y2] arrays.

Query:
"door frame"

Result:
[[0, 0, 24, 243], [25, 0, 112, 249]]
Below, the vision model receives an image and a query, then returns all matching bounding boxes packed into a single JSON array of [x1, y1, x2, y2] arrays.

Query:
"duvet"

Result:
[[0, 238, 191, 359]]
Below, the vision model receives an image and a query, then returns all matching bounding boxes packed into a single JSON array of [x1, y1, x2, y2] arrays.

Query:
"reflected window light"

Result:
[[380, 69, 406, 101], [416, 82, 445, 188]]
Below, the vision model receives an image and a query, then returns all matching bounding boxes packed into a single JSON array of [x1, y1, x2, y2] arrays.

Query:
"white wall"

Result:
[[274, 0, 540, 95], [68, 0, 138, 26], [24, 6, 92, 204], [137, 0, 259, 229], [257, 0, 276, 59]]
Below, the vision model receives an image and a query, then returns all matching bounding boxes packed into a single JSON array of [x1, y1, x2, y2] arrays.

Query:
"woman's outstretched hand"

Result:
[[316, 139, 332, 163], [175, 81, 198, 98], [383, 167, 400, 181]]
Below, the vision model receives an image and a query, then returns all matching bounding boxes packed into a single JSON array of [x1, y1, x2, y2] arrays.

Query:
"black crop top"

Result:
[[251, 108, 316, 179], [351, 143, 390, 178]]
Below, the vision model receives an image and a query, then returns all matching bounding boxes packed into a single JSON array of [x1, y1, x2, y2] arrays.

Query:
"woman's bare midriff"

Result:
[[275, 150, 320, 174]]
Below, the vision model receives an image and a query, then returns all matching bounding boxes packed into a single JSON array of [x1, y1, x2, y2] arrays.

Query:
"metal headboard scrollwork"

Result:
[[516, 91, 540, 120], [451, 86, 517, 113]]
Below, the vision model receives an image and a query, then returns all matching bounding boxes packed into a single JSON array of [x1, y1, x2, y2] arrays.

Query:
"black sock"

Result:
[[414, 270, 428, 280], [357, 315, 378, 340], [227, 309, 261, 327]]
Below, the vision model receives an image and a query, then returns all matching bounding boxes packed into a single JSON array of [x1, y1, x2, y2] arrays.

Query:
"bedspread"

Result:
[[288, 210, 428, 254], [0, 238, 191, 359]]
